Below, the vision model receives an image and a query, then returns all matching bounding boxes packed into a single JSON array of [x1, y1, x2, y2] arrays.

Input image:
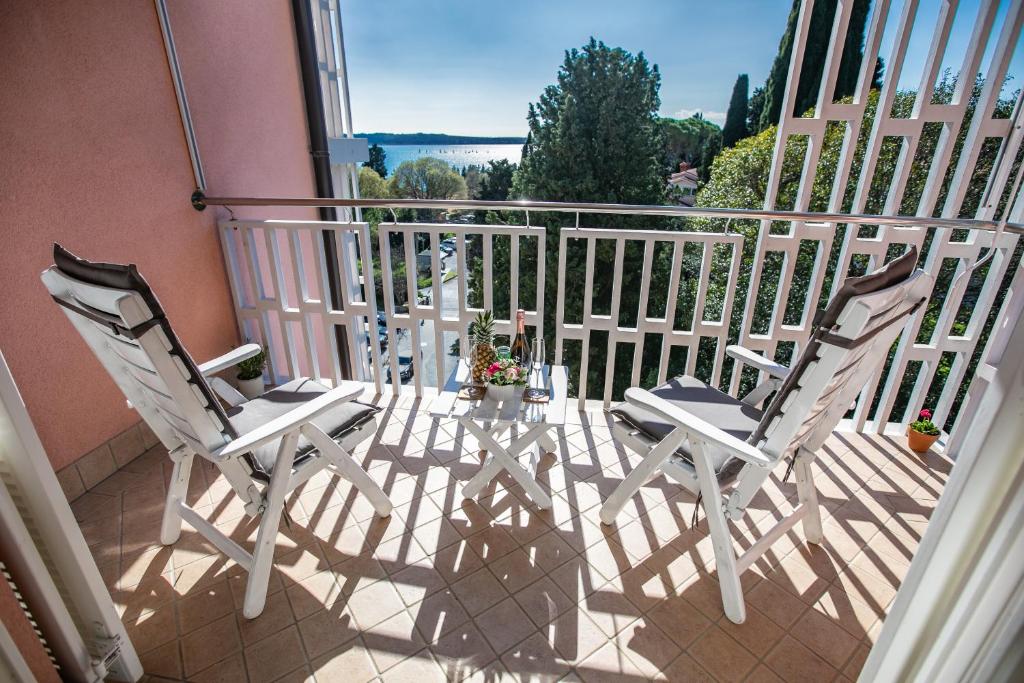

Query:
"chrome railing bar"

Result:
[[193, 193, 1024, 235]]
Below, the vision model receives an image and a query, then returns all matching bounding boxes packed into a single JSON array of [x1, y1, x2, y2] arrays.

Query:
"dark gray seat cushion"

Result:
[[610, 375, 762, 478], [227, 378, 379, 474]]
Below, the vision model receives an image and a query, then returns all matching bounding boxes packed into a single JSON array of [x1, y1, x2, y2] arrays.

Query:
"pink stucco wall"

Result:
[[0, 1, 319, 470]]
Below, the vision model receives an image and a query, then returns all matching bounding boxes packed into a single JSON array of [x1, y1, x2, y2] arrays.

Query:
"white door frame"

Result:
[[862, 295, 1024, 681], [0, 350, 142, 682]]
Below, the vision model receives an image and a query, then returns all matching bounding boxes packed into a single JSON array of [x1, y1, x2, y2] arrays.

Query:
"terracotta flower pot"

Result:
[[907, 427, 939, 454]]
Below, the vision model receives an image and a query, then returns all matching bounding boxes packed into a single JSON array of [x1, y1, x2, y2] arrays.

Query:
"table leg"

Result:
[[538, 429, 557, 456], [470, 423, 554, 509]]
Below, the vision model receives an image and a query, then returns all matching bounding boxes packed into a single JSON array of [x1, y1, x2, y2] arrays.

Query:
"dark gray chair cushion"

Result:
[[227, 378, 380, 474], [610, 375, 762, 479]]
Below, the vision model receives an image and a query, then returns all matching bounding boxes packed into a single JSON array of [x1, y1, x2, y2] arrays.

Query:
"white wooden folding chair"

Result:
[[599, 247, 932, 624], [42, 244, 392, 618]]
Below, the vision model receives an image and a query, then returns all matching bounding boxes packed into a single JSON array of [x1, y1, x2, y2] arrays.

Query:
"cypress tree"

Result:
[[748, 86, 766, 134], [759, 0, 872, 129], [722, 74, 750, 147]]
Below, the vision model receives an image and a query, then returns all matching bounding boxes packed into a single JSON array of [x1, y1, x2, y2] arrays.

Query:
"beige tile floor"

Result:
[[74, 398, 949, 682]]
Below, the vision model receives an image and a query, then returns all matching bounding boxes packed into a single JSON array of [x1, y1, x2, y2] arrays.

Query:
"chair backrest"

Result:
[[41, 244, 237, 457], [749, 246, 933, 461]]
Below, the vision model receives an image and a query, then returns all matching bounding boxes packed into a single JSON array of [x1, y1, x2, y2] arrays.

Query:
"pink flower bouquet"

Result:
[[486, 358, 528, 387]]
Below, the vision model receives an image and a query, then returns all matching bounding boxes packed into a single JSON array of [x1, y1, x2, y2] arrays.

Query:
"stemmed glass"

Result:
[[526, 338, 547, 400]]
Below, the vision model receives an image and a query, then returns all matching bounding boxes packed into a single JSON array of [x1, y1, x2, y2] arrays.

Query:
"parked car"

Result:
[[440, 238, 457, 254], [386, 355, 415, 383]]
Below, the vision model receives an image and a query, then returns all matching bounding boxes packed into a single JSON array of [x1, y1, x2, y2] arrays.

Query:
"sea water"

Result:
[[381, 144, 522, 175]]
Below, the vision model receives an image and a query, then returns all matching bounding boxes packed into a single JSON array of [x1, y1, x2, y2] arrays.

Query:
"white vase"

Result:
[[237, 374, 265, 400], [487, 383, 520, 403]]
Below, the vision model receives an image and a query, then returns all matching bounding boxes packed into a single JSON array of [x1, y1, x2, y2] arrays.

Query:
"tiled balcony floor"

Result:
[[73, 397, 949, 682]]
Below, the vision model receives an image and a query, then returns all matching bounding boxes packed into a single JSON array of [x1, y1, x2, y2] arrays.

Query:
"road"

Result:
[[392, 251, 460, 388]]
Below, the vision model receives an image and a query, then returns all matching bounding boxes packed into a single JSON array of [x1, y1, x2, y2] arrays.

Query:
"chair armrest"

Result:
[[198, 343, 264, 377], [725, 345, 790, 379], [208, 377, 247, 408], [213, 382, 363, 461], [623, 387, 772, 468]]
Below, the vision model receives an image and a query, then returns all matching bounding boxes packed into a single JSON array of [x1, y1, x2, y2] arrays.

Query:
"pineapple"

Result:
[[470, 310, 497, 383]]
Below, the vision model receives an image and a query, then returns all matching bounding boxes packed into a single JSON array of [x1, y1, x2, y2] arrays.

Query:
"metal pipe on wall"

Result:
[[154, 0, 205, 191]]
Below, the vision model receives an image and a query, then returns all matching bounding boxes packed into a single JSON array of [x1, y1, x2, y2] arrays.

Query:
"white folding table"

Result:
[[430, 361, 567, 509]]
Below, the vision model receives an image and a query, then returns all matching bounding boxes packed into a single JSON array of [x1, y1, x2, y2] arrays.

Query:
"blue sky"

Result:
[[342, 0, 1022, 137]]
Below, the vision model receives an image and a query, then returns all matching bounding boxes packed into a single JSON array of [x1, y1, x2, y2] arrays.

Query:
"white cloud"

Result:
[[670, 108, 727, 125]]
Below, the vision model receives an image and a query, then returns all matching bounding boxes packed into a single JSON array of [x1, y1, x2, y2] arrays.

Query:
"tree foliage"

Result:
[[477, 159, 517, 201], [759, 0, 871, 131], [358, 166, 389, 199], [467, 39, 668, 393], [699, 74, 1021, 425], [659, 116, 721, 181], [388, 157, 468, 200], [747, 86, 766, 134], [364, 143, 388, 178], [722, 74, 750, 148], [513, 38, 665, 204]]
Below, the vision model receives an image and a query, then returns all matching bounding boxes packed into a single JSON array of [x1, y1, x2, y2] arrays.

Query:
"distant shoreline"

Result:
[[360, 132, 526, 145]]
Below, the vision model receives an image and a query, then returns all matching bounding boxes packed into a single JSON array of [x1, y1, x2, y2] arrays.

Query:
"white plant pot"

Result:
[[237, 374, 266, 400], [487, 383, 521, 403]]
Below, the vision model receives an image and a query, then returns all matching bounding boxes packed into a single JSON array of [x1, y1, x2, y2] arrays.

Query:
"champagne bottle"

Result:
[[510, 309, 530, 367]]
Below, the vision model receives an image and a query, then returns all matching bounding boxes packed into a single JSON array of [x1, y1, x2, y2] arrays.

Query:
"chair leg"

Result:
[[160, 447, 193, 545], [794, 449, 823, 544], [243, 432, 298, 619], [599, 433, 681, 525], [691, 442, 746, 625], [302, 425, 392, 518]]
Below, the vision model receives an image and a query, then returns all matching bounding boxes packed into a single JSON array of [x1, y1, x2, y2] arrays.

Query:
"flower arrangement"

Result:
[[910, 409, 940, 436], [485, 358, 527, 386], [907, 408, 940, 454]]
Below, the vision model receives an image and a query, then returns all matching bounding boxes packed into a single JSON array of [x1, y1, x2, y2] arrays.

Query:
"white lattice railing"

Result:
[[554, 227, 744, 409], [744, 0, 1024, 433], [376, 222, 546, 395], [211, 0, 1024, 445], [219, 220, 383, 393], [218, 211, 1022, 443]]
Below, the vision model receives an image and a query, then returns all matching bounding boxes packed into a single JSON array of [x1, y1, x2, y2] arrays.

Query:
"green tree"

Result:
[[513, 38, 665, 204], [722, 74, 750, 147], [473, 39, 668, 397], [699, 74, 1021, 426], [747, 86, 766, 135], [659, 116, 722, 180], [760, 0, 871, 129], [358, 166, 388, 199], [477, 159, 517, 201], [463, 164, 483, 199], [388, 157, 468, 200], [364, 143, 388, 178]]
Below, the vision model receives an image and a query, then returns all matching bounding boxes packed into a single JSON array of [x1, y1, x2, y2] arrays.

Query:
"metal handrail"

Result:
[[192, 192, 1024, 235]]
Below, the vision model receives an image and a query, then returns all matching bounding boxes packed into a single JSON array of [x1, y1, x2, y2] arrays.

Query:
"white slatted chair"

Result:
[[42, 244, 392, 618], [599, 247, 931, 624]]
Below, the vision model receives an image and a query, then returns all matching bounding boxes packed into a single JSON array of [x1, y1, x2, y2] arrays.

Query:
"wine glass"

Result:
[[526, 338, 547, 400]]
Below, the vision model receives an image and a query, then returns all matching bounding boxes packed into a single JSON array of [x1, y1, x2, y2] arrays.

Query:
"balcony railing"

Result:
[[210, 197, 1023, 450]]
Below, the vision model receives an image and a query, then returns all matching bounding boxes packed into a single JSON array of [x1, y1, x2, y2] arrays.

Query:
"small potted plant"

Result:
[[235, 347, 267, 400], [485, 357, 527, 402], [907, 408, 940, 453]]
